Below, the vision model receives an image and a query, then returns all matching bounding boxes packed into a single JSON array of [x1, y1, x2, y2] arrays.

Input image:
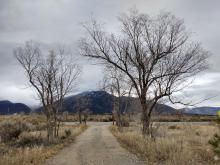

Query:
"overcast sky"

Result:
[[0, 0, 220, 107]]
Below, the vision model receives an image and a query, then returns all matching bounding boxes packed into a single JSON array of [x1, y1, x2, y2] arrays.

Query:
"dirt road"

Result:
[[44, 122, 146, 165]]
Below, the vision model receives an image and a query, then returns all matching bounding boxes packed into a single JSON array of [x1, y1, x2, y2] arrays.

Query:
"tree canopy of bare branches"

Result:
[[14, 41, 81, 140], [73, 95, 91, 124], [79, 10, 210, 135], [101, 66, 132, 127]]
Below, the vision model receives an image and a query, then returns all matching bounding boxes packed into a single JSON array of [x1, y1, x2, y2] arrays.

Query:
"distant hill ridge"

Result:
[[184, 107, 220, 115], [1, 91, 219, 115], [36, 90, 176, 115], [0, 100, 31, 115], [50, 91, 114, 114], [35, 91, 220, 115]]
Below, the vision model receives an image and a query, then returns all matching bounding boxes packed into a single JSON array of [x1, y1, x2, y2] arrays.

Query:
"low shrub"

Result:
[[33, 123, 47, 131], [195, 131, 200, 136], [0, 120, 30, 143], [0, 145, 9, 155], [209, 111, 220, 155], [61, 129, 72, 140], [168, 125, 181, 130], [64, 129, 71, 137], [16, 132, 44, 147], [121, 118, 129, 127], [209, 133, 220, 154]]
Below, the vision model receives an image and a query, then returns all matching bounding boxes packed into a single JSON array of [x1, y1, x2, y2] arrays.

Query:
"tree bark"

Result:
[[141, 99, 151, 135], [79, 111, 82, 124], [57, 120, 60, 137], [142, 113, 151, 135], [47, 118, 54, 142], [112, 113, 115, 125]]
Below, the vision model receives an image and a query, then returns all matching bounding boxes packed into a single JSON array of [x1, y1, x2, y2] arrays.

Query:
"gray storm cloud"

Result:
[[0, 0, 220, 107]]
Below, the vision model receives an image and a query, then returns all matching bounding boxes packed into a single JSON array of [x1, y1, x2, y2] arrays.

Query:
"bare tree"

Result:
[[123, 97, 140, 121], [79, 10, 210, 135], [73, 95, 90, 124], [82, 109, 92, 124], [14, 41, 81, 141], [101, 66, 132, 127], [62, 111, 69, 121]]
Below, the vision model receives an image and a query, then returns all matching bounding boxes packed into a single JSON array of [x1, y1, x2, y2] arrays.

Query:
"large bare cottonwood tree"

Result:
[[79, 10, 210, 135], [14, 41, 81, 140]]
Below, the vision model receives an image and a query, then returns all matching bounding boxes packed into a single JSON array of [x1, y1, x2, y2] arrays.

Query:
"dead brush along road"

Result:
[[44, 122, 146, 165]]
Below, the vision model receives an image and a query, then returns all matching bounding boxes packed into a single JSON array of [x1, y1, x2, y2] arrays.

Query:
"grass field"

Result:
[[0, 115, 87, 165], [59, 113, 218, 122], [0, 114, 218, 165], [110, 122, 220, 165]]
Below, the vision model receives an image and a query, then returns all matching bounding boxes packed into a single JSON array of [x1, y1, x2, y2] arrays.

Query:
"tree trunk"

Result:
[[114, 98, 122, 128], [47, 118, 54, 142], [141, 99, 151, 135], [142, 113, 151, 135], [54, 115, 57, 137], [112, 113, 115, 125], [114, 110, 121, 127], [79, 111, 82, 124], [56, 117, 60, 137], [116, 110, 122, 127]]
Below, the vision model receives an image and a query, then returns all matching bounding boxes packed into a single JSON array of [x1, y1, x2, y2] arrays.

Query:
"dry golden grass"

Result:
[[0, 116, 87, 165], [1, 114, 215, 123], [0, 114, 46, 123], [110, 122, 220, 165], [63, 114, 113, 122], [65, 114, 217, 122], [151, 115, 217, 122]]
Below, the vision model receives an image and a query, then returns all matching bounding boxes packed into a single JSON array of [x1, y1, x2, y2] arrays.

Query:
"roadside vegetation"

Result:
[[209, 112, 220, 155], [59, 113, 218, 123], [61, 114, 114, 122], [0, 114, 217, 123], [110, 122, 220, 165], [0, 114, 87, 165]]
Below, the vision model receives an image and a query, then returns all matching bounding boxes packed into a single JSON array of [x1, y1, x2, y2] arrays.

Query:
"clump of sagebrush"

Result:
[[121, 117, 130, 127], [0, 120, 30, 143], [61, 129, 72, 140], [209, 112, 220, 154], [168, 125, 181, 130], [16, 132, 44, 147], [65, 129, 72, 137]]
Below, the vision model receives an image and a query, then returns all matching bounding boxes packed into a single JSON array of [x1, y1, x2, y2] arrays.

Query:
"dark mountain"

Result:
[[62, 91, 114, 114], [63, 91, 177, 114], [0, 100, 31, 115], [154, 104, 176, 115], [36, 91, 176, 115], [183, 107, 220, 116]]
